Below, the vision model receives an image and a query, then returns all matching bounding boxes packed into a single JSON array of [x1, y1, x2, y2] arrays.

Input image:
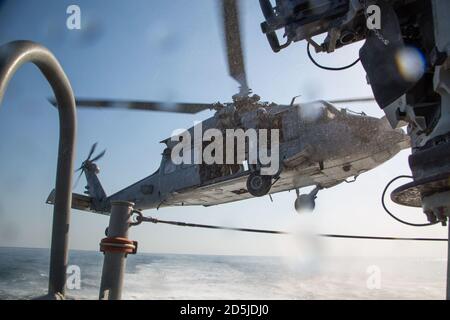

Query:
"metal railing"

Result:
[[0, 40, 76, 299]]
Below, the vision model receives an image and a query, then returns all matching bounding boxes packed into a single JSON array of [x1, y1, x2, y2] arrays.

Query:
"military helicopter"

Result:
[[47, 0, 409, 215]]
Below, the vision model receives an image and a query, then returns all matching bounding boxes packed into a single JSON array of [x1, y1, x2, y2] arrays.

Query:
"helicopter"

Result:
[[46, 0, 410, 215]]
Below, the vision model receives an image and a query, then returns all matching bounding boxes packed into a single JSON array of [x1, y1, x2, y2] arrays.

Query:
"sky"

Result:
[[0, 0, 448, 259]]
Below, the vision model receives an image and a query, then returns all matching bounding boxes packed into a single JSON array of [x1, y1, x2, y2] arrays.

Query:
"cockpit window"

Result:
[[323, 102, 340, 120], [325, 109, 336, 120], [298, 101, 341, 123]]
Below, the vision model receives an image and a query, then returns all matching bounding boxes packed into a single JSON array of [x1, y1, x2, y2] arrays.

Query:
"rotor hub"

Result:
[[82, 160, 100, 174]]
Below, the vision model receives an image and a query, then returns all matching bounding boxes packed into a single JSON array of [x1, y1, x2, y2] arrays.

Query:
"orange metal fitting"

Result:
[[99, 237, 138, 255]]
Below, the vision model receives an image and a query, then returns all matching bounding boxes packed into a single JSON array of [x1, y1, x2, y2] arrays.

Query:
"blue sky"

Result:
[[0, 0, 447, 258]]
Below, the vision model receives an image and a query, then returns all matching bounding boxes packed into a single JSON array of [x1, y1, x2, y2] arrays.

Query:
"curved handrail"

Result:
[[0, 41, 76, 299]]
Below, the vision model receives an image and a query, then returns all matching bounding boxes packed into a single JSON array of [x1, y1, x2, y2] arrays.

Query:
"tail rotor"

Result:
[[72, 143, 106, 189]]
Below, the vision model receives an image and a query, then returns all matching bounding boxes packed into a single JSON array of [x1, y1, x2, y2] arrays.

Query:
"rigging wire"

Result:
[[381, 175, 439, 227], [306, 42, 361, 71]]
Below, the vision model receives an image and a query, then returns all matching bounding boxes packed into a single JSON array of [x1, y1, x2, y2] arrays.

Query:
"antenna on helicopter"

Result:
[[290, 95, 302, 106]]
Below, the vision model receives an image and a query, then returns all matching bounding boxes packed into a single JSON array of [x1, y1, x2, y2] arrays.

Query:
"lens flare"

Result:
[[395, 46, 426, 82]]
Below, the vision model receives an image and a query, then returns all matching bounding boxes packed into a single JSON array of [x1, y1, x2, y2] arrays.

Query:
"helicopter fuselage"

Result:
[[98, 100, 409, 213]]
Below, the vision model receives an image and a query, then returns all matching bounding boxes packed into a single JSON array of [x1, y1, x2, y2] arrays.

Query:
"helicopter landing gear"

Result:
[[294, 186, 321, 213], [247, 172, 272, 197]]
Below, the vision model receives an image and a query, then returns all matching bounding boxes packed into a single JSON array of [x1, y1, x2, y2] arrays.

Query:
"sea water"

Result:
[[0, 247, 445, 300]]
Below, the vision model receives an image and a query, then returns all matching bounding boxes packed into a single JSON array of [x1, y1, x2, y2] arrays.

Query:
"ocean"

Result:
[[0, 247, 446, 300]]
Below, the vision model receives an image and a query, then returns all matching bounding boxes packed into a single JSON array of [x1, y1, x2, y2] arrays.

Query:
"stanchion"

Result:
[[99, 201, 137, 300]]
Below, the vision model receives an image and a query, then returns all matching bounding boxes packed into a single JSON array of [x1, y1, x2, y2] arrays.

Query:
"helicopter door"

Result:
[[277, 109, 298, 141], [198, 140, 244, 184]]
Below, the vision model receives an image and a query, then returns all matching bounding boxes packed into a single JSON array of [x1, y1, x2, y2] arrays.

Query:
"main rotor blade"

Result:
[[49, 98, 214, 114], [327, 97, 376, 104], [87, 143, 97, 161], [221, 0, 248, 91], [91, 149, 106, 163]]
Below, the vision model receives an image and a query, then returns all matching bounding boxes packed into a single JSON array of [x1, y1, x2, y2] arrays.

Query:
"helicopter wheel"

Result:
[[247, 172, 272, 197], [294, 194, 316, 213]]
